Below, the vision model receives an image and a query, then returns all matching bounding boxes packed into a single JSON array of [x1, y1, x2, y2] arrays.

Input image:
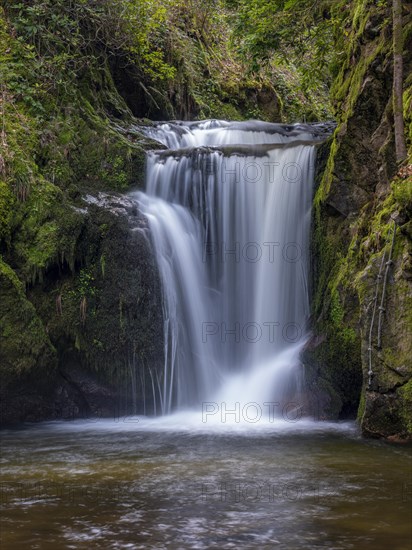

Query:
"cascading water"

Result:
[[133, 120, 326, 418]]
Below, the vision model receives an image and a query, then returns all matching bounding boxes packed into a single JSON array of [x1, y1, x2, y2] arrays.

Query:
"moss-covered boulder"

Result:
[[24, 192, 164, 421], [0, 257, 58, 423]]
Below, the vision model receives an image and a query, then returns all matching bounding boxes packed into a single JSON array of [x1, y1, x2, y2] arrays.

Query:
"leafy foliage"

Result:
[[224, 0, 344, 117], [4, 0, 176, 93]]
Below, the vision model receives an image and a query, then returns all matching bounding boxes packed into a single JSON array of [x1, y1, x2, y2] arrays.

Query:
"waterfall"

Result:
[[133, 120, 324, 416]]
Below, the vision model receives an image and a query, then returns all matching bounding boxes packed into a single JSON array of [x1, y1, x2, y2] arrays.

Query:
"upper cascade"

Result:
[[135, 119, 333, 150]]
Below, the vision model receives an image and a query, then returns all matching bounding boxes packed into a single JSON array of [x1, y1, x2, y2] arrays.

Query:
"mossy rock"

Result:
[[0, 256, 57, 423], [399, 379, 412, 435], [25, 193, 164, 415], [0, 179, 15, 246]]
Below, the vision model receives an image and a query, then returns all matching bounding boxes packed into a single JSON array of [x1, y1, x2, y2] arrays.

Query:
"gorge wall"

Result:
[[0, 1, 411, 438], [306, 0, 412, 439]]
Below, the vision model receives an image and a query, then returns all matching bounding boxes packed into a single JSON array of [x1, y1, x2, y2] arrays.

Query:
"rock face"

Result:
[[1, 192, 164, 425], [0, 257, 58, 423], [357, 214, 412, 439], [308, 2, 412, 439]]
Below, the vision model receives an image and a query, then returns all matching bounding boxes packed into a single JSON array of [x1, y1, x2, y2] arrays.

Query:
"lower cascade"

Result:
[[134, 120, 326, 417]]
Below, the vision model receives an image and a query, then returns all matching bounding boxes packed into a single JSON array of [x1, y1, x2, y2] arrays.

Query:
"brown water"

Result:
[[0, 418, 411, 549]]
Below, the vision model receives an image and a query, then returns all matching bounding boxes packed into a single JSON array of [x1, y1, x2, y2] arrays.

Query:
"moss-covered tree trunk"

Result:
[[393, 0, 407, 163]]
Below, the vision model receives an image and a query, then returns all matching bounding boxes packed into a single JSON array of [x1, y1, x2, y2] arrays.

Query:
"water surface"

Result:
[[1, 419, 411, 549]]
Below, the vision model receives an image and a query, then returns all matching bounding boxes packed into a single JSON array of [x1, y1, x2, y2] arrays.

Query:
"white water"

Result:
[[133, 120, 321, 417]]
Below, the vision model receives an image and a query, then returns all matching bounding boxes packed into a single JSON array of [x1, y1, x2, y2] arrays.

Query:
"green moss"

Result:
[[12, 178, 82, 283], [0, 256, 57, 386], [38, 109, 148, 191], [357, 391, 366, 422], [315, 136, 339, 202], [382, 347, 409, 373], [399, 380, 412, 434], [0, 180, 15, 245], [77, 269, 97, 298], [392, 176, 412, 213], [330, 288, 344, 325], [310, 208, 362, 414], [331, 0, 389, 122]]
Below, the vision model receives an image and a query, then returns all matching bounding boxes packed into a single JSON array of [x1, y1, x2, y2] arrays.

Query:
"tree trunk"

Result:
[[393, 0, 407, 163]]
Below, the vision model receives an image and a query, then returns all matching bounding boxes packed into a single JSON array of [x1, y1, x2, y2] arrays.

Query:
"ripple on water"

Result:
[[0, 420, 410, 549]]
